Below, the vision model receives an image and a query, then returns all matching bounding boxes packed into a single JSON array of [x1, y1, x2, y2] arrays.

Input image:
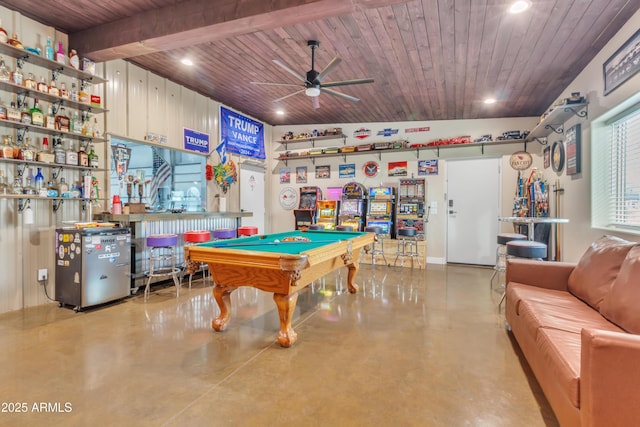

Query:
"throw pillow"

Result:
[[567, 235, 637, 310], [600, 246, 640, 333]]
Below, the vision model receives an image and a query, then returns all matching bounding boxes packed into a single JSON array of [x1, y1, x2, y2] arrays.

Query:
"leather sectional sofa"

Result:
[[505, 235, 640, 426]]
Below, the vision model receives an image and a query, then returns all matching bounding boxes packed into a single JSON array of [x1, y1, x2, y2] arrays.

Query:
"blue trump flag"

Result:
[[220, 106, 265, 160]]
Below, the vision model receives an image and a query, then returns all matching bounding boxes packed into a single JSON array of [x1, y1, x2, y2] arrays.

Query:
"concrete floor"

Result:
[[0, 263, 559, 426]]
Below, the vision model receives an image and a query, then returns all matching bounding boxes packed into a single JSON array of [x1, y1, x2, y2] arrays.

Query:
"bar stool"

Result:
[[499, 240, 548, 309], [394, 227, 422, 269], [364, 225, 388, 266], [336, 225, 354, 232], [238, 226, 258, 237], [183, 230, 211, 289], [213, 228, 237, 240], [308, 224, 325, 230], [490, 232, 527, 295], [144, 234, 182, 300]]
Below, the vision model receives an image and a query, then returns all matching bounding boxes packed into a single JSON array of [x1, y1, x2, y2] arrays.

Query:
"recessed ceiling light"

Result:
[[181, 58, 194, 66], [276, 110, 285, 116], [508, 0, 531, 14], [484, 98, 497, 104]]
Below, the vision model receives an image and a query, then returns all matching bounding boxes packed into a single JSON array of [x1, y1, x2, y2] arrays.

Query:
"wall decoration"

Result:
[[353, 128, 371, 139], [219, 106, 265, 159], [405, 126, 430, 133], [279, 167, 291, 184], [543, 146, 551, 169], [315, 165, 330, 179], [295, 166, 307, 183], [418, 159, 438, 175], [363, 161, 379, 177], [213, 160, 238, 194], [509, 151, 533, 170], [183, 127, 210, 154], [551, 141, 565, 173], [377, 128, 399, 137], [279, 187, 299, 210], [339, 163, 356, 179], [603, 28, 640, 96], [565, 123, 582, 175], [388, 161, 408, 177]]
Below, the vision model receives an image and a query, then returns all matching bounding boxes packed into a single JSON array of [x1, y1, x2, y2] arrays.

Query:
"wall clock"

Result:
[[551, 141, 565, 173], [279, 187, 298, 210], [363, 161, 379, 177]]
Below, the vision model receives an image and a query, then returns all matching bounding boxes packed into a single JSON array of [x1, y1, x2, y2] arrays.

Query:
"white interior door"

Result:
[[446, 158, 501, 265], [240, 163, 265, 233]]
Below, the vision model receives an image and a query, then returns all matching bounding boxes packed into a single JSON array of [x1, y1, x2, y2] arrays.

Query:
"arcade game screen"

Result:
[[341, 199, 361, 214], [370, 201, 390, 215]]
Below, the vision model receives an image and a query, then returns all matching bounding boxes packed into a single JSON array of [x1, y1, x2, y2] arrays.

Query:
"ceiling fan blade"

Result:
[[272, 59, 307, 83], [316, 57, 342, 82], [322, 78, 374, 88], [322, 88, 360, 103], [274, 89, 305, 103], [250, 81, 301, 87], [311, 96, 320, 109]]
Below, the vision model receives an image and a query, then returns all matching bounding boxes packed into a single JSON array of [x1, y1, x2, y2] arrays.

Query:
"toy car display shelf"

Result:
[[526, 102, 588, 145]]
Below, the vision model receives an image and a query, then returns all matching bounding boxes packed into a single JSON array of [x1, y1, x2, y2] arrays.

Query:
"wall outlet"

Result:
[[38, 269, 48, 281]]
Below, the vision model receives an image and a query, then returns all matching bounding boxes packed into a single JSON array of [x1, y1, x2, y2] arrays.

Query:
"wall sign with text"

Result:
[[219, 106, 265, 160]]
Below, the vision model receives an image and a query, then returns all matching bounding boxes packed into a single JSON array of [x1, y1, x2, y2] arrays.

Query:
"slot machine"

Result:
[[396, 178, 426, 239], [338, 181, 367, 231], [294, 186, 322, 230], [315, 187, 341, 229], [366, 186, 396, 238]]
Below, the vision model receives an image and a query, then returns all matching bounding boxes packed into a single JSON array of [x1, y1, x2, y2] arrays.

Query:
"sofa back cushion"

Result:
[[599, 246, 640, 333], [567, 235, 637, 310]]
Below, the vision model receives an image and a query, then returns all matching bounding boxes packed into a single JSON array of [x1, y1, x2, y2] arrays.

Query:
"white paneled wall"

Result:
[[165, 80, 182, 144], [127, 65, 148, 140], [105, 60, 128, 136], [147, 72, 166, 137]]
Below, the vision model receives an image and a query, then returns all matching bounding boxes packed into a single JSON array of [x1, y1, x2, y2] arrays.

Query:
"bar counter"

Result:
[[94, 211, 253, 291]]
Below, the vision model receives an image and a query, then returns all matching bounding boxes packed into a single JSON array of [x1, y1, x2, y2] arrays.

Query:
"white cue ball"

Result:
[[274, 239, 280, 243]]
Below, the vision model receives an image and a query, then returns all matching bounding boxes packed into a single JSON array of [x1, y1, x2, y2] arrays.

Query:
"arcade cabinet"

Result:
[[366, 186, 396, 238], [396, 178, 426, 239], [294, 186, 322, 230], [315, 187, 341, 229], [338, 182, 367, 231]]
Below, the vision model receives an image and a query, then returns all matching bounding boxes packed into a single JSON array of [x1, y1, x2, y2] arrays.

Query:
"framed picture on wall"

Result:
[[296, 166, 307, 183], [565, 123, 581, 175], [603, 28, 640, 96], [543, 146, 550, 169]]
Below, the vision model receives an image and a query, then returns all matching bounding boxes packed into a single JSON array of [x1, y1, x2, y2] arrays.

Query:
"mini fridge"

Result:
[[55, 227, 131, 311]]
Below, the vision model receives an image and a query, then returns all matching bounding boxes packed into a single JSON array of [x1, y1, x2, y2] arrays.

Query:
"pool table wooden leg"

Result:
[[212, 284, 236, 331], [342, 250, 360, 293], [273, 292, 298, 347]]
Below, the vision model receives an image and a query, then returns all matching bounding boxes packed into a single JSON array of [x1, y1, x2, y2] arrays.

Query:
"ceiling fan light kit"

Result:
[[252, 39, 374, 109]]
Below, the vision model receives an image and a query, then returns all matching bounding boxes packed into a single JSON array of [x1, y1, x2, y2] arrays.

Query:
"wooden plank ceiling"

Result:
[[3, 0, 638, 125]]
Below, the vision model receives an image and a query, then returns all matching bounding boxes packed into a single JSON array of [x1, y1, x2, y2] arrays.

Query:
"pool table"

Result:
[[184, 230, 375, 347]]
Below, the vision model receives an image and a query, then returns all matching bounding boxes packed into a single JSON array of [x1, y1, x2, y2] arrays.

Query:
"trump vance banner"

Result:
[[219, 106, 265, 160]]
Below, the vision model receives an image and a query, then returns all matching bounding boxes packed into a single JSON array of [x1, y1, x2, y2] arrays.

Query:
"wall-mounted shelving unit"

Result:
[[526, 102, 588, 145], [277, 133, 347, 149]]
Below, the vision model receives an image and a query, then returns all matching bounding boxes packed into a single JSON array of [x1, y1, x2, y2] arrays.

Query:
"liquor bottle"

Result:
[[78, 142, 88, 167], [48, 79, 59, 97], [65, 140, 78, 166], [37, 76, 48, 93], [59, 177, 69, 197], [45, 104, 55, 129], [11, 177, 23, 195], [0, 170, 9, 195], [56, 42, 66, 64], [1, 135, 14, 158], [81, 112, 91, 135], [0, 97, 7, 120], [0, 20, 8, 44], [54, 107, 70, 132], [20, 102, 31, 125], [7, 101, 21, 121], [24, 73, 36, 90], [54, 140, 66, 164], [23, 177, 37, 195], [88, 144, 99, 168], [18, 137, 36, 161], [92, 118, 102, 138], [11, 67, 23, 86], [8, 33, 23, 49], [59, 82, 69, 99], [0, 57, 10, 81], [30, 99, 44, 127], [69, 49, 80, 69], [70, 82, 78, 102], [45, 37, 54, 61], [34, 167, 45, 191], [38, 137, 54, 163], [72, 111, 82, 134]]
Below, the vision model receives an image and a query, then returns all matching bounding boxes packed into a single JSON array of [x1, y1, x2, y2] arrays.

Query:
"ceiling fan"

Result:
[[251, 40, 374, 109]]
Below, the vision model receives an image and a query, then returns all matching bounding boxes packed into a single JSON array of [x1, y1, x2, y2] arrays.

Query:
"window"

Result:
[[592, 95, 640, 232]]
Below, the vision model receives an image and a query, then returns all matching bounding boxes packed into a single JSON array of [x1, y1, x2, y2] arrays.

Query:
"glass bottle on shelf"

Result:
[[37, 76, 48, 93], [54, 107, 70, 132], [1, 135, 14, 158], [18, 137, 36, 161], [46, 180, 58, 198], [71, 111, 82, 134], [0, 57, 11, 81], [0, 97, 7, 120], [11, 177, 23, 194], [45, 37, 55, 61], [78, 142, 88, 167], [20, 102, 31, 124], [60, 82, 69, 99], [38, 137, 54, 163], [34, 167, 45, 191], [48, 79, 60, 97], [54, 139, 66, 164], [65, 140, 78, 166], [81, 112, 91, 136], [92, 118, 102, 138], [23, 177, 37, 195], [0, 20, 8, 44], [56, 42, 66, 65], [88, 144, 99, 168], [45, 104, 55, 129], [11, 67, 23, 86], [8, 33, 24, 49], [59, 177, 69, 197], [24, 72, 36, 90], [0, 170, 9, 195], [69, 49, 80, 70], [30, 99, 44, 127], [7, 102, 20, 121], [70, 82, 78, 102]]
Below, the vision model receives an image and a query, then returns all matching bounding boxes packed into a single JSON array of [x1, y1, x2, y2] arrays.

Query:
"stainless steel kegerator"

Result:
[[55, 227, 131, 311]]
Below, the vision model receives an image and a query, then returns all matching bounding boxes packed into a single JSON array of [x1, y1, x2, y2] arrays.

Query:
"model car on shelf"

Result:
[[357, 144, 373, 151], [340, 146, 357, 153], [374, 142, 390, 150]]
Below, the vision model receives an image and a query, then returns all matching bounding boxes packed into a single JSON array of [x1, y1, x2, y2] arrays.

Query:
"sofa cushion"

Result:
[[599, 246, 640, 334], [567, 235, 637, 310], [535, 328, 581, 408]]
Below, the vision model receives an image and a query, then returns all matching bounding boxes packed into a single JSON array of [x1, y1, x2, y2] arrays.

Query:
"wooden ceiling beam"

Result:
[[70, 0, 413, 62]]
